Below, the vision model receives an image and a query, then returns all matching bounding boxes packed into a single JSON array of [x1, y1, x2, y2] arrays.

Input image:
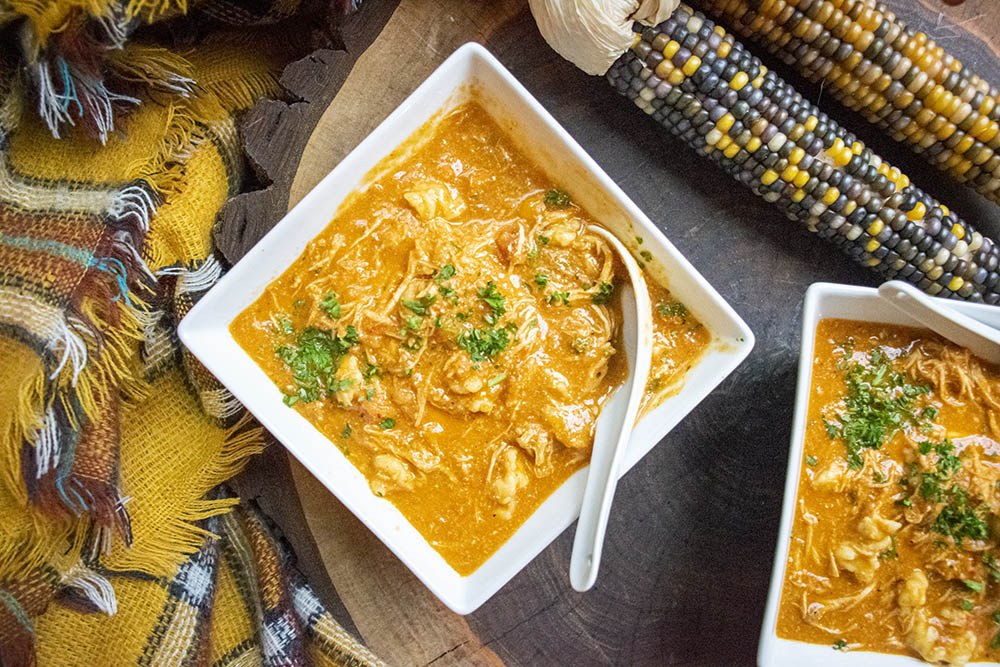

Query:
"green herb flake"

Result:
[[543, 189, 571, 208], [832, 639, 848, 651], [402, 295, 436, 317], [275, 314, 294, 335], [879, 535, 898, 560], [379, 418, 396, 430], [830, 347, 931, 469], [805, 455, 818, 467], [963, 580, 985, 593], [488, 373, 507, 387], [320, 292, 342, 319], [961, 600, 974, 611], [457, 326, 511, 363], [341, 424, 352, 439], [537, 235, 550, 246], [923, 406, 939, 421], [274, 326, 359, 405], [405, 315, 422, 331], [433, 264, 456, 282], [534, 274, 549, 288], [908, 440, 992, 545], [656, 302, 688, 320], [985, 554, 1000, 582], [592, 282, 614, 305], [477, 281, 506, 318], [547, 291, 570, 306], [639, 249, 654, 262], [363, 362, 380, 380]]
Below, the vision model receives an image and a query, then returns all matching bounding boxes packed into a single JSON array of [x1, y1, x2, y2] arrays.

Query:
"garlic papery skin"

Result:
[[529, 0, 680, 76]]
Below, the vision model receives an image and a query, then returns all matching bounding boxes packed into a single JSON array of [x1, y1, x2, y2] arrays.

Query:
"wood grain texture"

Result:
[[227, 0, 1000, 665]]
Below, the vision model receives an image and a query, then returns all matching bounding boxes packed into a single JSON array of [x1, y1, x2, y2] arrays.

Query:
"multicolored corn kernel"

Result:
[[694, 0, 1000, 204], [607, 3, 1000, 303]]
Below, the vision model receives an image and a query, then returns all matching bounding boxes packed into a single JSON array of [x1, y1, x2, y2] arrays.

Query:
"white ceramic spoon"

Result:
[[878, 280, 1000, 365], [569, 226, 653, 592]]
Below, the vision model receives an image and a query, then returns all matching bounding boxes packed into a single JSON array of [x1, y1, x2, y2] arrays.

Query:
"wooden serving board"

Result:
[[224, 0, 1000, 664]]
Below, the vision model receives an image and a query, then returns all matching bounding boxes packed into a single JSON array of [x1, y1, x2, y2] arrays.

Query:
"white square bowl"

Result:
[[179, 42, 754, 614], [759, 282, 1000, 666]]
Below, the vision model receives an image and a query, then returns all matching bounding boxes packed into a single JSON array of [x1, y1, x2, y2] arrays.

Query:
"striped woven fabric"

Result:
[[0, 1, 382, 664]]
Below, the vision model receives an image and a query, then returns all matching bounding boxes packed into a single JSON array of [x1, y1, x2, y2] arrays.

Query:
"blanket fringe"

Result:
[[112, 413, 264, 577], [106, 45, 196, 97], [58, 563, 117, 615]]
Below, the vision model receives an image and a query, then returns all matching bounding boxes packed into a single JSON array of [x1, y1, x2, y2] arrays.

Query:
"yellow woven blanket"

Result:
[[0, 3, 381, 665]]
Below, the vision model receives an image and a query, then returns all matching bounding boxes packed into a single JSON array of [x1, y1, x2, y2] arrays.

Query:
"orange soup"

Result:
[[231, 102, 710, 574], [778, 318, 1000, 664]]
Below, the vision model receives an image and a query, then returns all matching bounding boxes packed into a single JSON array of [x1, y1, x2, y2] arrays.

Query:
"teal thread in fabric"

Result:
[[0, 232, 94, 265]]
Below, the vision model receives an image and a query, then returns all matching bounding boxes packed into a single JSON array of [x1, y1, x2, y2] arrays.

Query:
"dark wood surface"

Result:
[[231, 1, 1000, 664]]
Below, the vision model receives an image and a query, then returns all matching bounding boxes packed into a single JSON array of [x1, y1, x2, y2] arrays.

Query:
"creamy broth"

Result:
[[231, 102, 710, 574], [778, 318, 1000, 664]]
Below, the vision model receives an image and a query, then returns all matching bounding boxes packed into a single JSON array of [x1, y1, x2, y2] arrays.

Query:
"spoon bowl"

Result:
[[569, 225, 653, 592]]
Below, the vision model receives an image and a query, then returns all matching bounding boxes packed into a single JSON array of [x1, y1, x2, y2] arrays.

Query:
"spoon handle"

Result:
[[879, 281, 1000, 366], [569, 367, 638, 592], [570, 227, 653, 592]]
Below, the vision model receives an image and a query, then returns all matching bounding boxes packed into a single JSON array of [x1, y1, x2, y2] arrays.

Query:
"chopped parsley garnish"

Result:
[[379, 418, 395, 430], [402, 294, 436, 316], [488, 373, 507, 387], [275, 314, 294, 335], [363, 362, 380, 380], [805, 455, 818, 466], [405, 315, 422, 331], [825, 347, 930, 469], [879, 535, 898, 560], [320, 292, 342, 319], [534, 274, 549, 288], [639, 249, 653, 262], [985, 554, 1000, 582], [457, 326, 511, 363], [433, 264, 456, 282], [933, 489, 990, 545], [656, 302, 687, 320], [832, 639, 848, 651], [477, 281, 506, 319], [963, 580, 984, 593], [591, 282, 614, 305], [537, 234, 550, 246], [547, 291, 570, 306], [275, 325, 359, 405], [544, 189, 571, 208], [961, 599, 974, 611], [341, 424, 352, 439], [907, 440, 992, 546]]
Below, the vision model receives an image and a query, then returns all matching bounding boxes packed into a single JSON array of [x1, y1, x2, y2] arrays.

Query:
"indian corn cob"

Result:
[[693, 0, 1000, 204], [607, 3, 1000, 303]]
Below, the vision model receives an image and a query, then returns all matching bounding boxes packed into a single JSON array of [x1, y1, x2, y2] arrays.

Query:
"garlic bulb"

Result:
[[529, 0, 680, 76]]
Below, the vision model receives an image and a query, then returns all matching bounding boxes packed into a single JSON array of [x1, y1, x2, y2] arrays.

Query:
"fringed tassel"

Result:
[[57, 564, 116, 615], [157, 255, 222, 295], [106, 45, 196, 97], [198, 387, 243, 422], [110, 413, 263, 577], [107, 183, 159, 234]]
